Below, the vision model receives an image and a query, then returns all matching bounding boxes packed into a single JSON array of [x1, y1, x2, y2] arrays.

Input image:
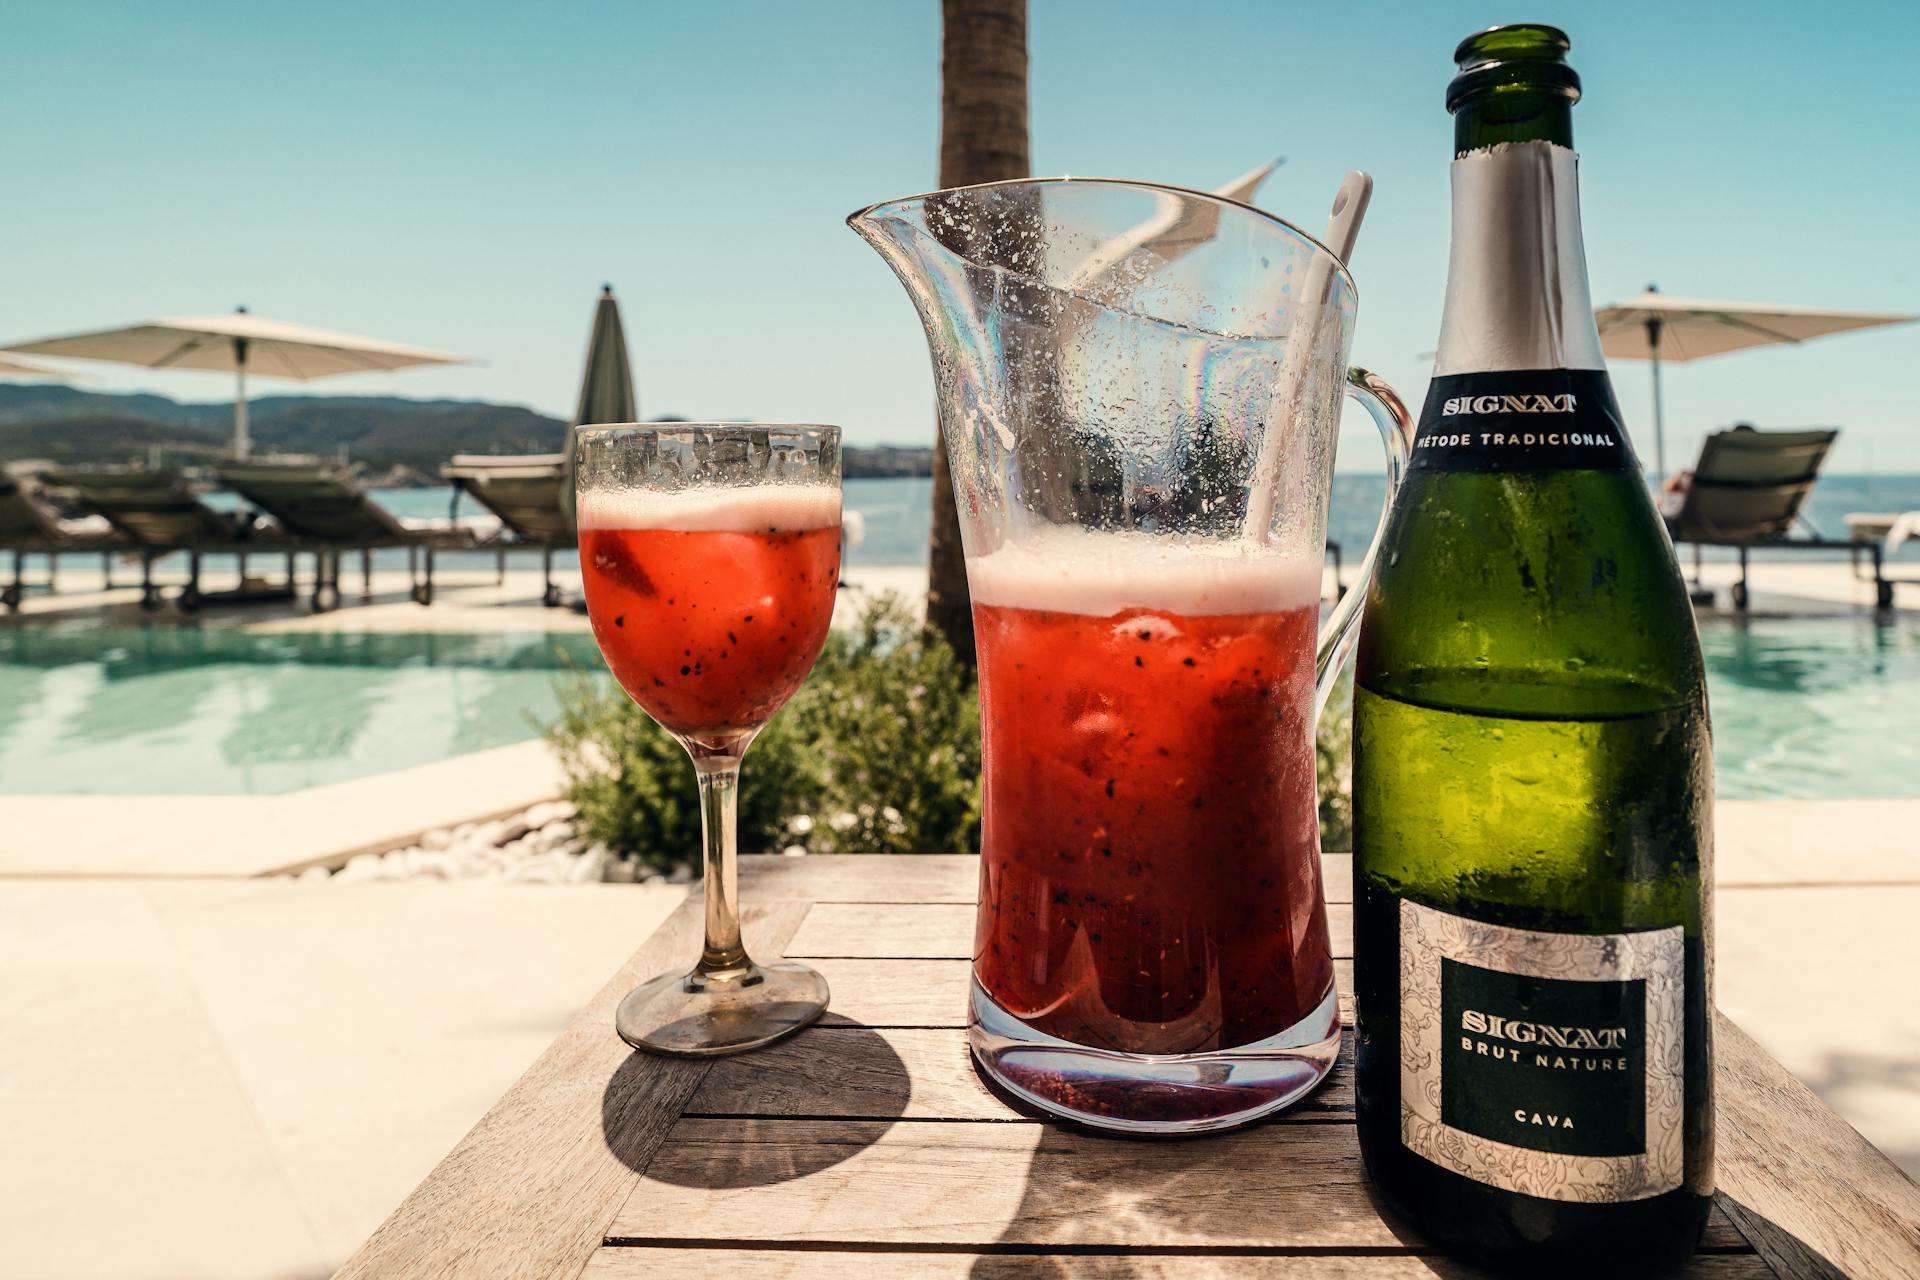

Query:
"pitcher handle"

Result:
[[1313, 366, 1414, 720]]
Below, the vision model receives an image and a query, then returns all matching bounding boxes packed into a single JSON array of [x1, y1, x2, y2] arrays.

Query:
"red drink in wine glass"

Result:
[[575, 424, 841, 1057], [581, 502, 840, 739]]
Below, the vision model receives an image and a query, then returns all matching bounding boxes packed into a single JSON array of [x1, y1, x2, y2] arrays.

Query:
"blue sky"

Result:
[[3, 1, 1916, 471]]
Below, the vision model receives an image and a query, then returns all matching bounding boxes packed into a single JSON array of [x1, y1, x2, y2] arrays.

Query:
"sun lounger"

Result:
[[442, 454, 572, 607], [39, 466, 310, 613], [1845, 511, 1920, 552], [1843, 512, 1917, 603], [0, 467, 128, 611], [1662, 425, 1892, 610], [217, 460, 477, 608]]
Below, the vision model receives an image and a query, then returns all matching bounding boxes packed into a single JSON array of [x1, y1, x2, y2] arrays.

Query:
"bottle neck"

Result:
[[1454, 90, 1574, 154], [1433, 132, 1605, 376]]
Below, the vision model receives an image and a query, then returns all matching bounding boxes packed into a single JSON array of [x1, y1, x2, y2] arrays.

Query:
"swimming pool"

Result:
[[0, 629, 604, 796], [1701, 614, 1920, 800], [0, 617, 1913, 798]]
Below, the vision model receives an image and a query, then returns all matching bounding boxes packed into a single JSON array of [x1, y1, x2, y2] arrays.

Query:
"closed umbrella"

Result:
[[1, 307, 466, 459], [558, 285, 638, 531], [1595, 287, 1917, 479]]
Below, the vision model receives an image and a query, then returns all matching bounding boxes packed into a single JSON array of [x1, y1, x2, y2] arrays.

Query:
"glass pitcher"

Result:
[[850, 177, 1411, 1135]]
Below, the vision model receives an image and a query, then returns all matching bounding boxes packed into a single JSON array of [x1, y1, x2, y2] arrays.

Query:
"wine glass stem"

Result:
[[690, 747, 751, 976]]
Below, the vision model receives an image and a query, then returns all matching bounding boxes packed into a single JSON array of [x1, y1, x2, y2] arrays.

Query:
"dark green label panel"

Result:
[[1440, 957, 1646, 1157], [1412, 369, 1637, 473]]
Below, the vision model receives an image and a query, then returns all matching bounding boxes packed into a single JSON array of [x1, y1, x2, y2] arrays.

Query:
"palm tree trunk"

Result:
[[930, 0, 1029, 668]]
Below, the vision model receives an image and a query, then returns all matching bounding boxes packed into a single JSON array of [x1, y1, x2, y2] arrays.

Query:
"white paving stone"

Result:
[[0, 877, 686, 1278]]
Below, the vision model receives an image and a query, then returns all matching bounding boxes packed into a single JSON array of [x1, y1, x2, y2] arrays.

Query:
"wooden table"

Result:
[[341, 855, 1920, 1279]]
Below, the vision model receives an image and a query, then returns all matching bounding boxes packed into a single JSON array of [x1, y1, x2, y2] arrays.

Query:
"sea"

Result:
[[378, 472, 1920, 570]]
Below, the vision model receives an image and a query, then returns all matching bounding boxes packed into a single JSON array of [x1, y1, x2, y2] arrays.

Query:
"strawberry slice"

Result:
[[588, 531, 657, 596]]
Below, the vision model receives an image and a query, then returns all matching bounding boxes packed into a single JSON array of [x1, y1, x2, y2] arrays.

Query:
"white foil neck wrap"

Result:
[[1435, 141, 1604, 375]]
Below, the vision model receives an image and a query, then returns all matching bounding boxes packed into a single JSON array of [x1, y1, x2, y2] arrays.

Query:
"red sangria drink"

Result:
[[965, 528, 1342, 1132], [574, 424, 841, 1058], [579, 492, 841, 738]]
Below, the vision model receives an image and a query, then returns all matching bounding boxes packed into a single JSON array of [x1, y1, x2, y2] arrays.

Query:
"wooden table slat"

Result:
[[610, 1116, 1403, 1249], [583, 1249, 1779, 1279], [1713, 1014, 1920, 1279], [686, 1024, 1356, 1121], [608, 1115, 1753, 1256]]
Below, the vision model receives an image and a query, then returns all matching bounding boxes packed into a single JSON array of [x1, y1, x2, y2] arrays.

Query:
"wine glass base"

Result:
[[968, 976, 1341, 1135], [616, 960, 830, 1057]]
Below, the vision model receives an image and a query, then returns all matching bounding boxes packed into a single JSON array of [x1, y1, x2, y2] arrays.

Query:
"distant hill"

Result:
[[0, 383, 933, 477], [0, 383, 504, 427], [0, 414, 228, 466]]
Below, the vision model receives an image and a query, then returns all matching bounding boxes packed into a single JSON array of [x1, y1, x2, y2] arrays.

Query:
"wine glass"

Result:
[[575, 423, 841, 1056]]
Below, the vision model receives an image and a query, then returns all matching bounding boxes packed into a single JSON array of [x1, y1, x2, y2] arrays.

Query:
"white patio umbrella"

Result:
[[0, 307, 467, 459], [1594, 286, 1917, 479]]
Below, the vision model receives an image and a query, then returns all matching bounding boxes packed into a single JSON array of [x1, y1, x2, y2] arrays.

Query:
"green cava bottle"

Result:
[[1351, 24, 1715, 1274]]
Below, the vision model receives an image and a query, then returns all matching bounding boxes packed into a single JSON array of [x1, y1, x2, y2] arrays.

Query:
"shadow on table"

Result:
[[964, 1047, 1435, 1279], [958, 1124, 1381, 1279], [599, 1021, 911, 1189]]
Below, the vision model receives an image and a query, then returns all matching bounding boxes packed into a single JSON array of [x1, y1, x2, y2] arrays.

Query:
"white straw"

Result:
[[1242, 170, 1374, 539]]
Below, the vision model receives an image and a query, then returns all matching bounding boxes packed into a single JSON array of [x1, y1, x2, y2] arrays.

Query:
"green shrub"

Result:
[[1316, 663, 1355, 853], [550, 596, 981, 871]]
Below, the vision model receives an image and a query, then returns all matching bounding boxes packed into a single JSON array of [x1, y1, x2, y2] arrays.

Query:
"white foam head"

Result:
[[966, 525, 1320, 617], [577, 484, 840, 533]]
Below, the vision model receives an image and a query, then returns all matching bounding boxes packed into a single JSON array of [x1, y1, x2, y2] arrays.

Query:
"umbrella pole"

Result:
[[233, 337, 251, 461], [1646, 317, 1666, 481]]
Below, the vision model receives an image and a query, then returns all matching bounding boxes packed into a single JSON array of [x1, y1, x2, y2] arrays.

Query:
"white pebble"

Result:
[[524, 800, 568, 829], [419, 828, 453, 852], [450, 852, 493, 880], [336, 853, 386, 883], [298, 865, 332, 883], [567, 848, 609, 883], [412, 851, 454, 880], [507, 861, 559, 884]]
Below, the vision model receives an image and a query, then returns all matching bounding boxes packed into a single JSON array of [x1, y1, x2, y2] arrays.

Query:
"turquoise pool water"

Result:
[[1702, 615, 1920, 800], [0, 629, 604, 796], [0, 618, 1914, 798]]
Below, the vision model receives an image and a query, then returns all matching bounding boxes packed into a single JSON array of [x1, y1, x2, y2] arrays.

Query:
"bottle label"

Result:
[[1410, 369, 1638, 473], [1399, 899, 1685, 1202]]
